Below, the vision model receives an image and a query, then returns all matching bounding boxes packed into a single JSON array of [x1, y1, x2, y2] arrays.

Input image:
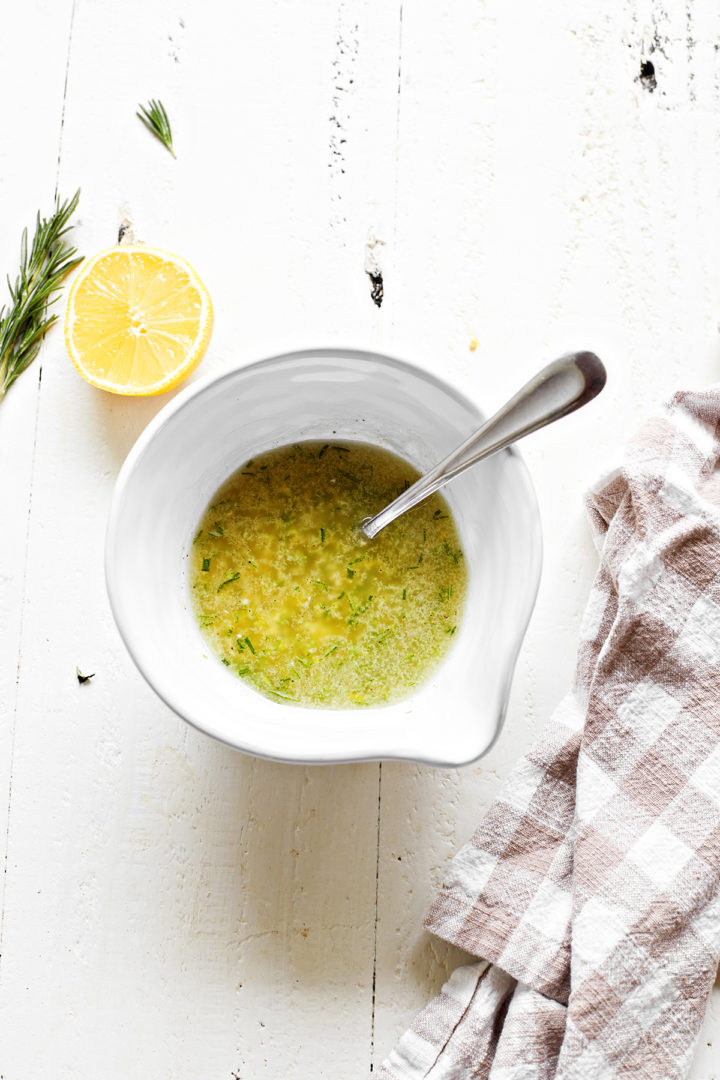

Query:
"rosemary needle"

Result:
[[137, 99, 176, 158], [0, 189, 82, 399]]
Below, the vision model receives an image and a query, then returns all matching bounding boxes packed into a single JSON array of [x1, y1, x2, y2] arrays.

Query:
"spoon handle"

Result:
[[361, 351, 606, 539]]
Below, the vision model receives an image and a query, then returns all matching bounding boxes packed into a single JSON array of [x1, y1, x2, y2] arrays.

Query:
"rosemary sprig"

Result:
[[137, 99, 176, 158], [0, 189, 82, 399]]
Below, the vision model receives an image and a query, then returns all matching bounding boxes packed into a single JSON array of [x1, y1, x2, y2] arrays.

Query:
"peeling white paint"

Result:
[[117, 203, 137, 244], [364, 229, 385, 276], [329, 0, 360, 232]]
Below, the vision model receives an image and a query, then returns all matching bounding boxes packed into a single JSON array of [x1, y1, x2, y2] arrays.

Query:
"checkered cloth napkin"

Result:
[[376, 389, 720, 1079]]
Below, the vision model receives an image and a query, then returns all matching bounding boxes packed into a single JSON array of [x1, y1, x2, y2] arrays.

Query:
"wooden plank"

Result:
[[0, 0, 76, 942], [0, 1, 402, 1077], [372, 0, 720, 1070]]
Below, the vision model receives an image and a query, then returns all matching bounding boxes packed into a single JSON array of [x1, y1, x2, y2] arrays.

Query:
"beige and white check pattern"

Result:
[[376, 389, 720, 1080]]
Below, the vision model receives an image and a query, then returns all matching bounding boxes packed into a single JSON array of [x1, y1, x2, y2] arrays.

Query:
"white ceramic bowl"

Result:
[[106, 348, 542, 766]]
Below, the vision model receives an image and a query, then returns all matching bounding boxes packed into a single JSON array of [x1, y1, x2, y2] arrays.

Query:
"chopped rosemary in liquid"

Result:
[[190, 441, 467, 708]]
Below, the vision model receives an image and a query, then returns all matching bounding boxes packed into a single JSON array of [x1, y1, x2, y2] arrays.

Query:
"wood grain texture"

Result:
[[0, 0, 76, 963], [1, 0, 719, 1077]]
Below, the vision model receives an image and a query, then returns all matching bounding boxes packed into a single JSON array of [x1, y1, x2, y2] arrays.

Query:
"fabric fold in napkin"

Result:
[[377, 389, 720, 1080]]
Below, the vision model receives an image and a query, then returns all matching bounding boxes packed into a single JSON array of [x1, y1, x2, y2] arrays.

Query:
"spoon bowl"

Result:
[[361, 351, 606, 539]]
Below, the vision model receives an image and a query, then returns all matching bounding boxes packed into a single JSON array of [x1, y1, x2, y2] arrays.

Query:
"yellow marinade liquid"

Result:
[[190, 441, 467, 708]]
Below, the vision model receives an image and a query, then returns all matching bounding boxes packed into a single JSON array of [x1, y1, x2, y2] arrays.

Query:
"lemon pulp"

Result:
[[65, 245, 213, 395]]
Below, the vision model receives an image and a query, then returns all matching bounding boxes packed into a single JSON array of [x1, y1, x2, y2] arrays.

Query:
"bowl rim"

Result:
[[105, 345, 543, 766]]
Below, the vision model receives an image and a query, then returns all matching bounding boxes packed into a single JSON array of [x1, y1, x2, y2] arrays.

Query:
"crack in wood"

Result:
[[369, 762, 382, 1072], [367, 270, 384, 307]]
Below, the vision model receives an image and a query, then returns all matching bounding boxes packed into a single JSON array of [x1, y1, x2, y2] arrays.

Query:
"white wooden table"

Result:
[[2, 1, 719, 1076]]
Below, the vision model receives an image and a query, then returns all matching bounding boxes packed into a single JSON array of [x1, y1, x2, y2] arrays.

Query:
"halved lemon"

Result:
[[65, 245, 213, 395]]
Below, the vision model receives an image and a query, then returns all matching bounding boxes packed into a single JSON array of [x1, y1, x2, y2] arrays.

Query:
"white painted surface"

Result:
[[1, 1, 718, 1076]]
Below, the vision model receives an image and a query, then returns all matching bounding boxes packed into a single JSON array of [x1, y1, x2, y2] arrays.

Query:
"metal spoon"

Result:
[[360, 351, 606, 540]]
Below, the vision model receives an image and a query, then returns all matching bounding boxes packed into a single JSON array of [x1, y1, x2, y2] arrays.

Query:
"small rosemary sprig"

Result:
[[0, 189, 82, 399], [137, 99, 176, 158]]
